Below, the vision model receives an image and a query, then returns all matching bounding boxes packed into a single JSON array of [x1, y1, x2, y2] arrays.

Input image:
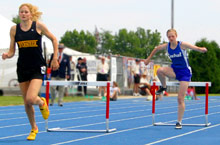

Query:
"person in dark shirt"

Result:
[[76, 57, 88, 95], [2, 3, 59, 140], [49, 43, 70, 106]]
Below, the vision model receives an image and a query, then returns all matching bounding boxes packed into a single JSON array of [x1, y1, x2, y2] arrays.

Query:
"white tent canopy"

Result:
[[0, 15, 15, 49], [42, 36, 91, 56]]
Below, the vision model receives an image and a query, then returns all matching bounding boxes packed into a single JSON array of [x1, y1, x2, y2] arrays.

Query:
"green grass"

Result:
[[0, 96, 24, 106], [0, 96, 99, 106], [197, 94, 220, 96]]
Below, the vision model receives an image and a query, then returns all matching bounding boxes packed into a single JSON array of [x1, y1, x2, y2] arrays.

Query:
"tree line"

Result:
[[60, 28, 166, 59], [12, 16, 220, 93], [189, 39, 220, 93]]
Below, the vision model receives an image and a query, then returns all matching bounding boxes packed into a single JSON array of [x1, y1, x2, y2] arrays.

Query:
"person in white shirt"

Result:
[[110, 81, 121, 101], [139, 72, 152, 101], [69, 56, 76, 81], [97, 56, 109, 97], [132, 59, 141, 96]]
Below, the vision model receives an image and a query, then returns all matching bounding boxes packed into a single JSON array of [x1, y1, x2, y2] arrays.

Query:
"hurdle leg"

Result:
[[106, 82, 110, 132], [45, 81, 117, 133], [45, 81, 50, 131], [152, 82, 156, 125], [205, 83, 211, 126]]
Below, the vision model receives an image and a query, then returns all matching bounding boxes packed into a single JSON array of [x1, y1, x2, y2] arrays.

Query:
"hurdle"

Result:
[[151, 81, 212, 127], [44, 81, 117, 133]]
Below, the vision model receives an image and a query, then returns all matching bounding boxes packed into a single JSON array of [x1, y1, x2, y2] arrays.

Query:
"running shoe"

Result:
[[27, 127, 38, 140], [137, 93, 142, 96], [155, 87, 166, 95], [39, 97, 50, 120], [175, 122, 182, 129], [133, 93, 137, 96]]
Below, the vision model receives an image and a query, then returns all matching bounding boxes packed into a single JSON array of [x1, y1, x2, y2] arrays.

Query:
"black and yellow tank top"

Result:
[[15, 21, 46, 69]]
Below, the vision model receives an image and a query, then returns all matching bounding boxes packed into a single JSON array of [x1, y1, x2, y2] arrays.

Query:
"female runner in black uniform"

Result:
[[2, 3, 59, 140]]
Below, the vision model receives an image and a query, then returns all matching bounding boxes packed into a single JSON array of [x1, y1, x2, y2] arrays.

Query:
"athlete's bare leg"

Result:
[[20, 79, 43, 130], [177, 81, 189, 122]]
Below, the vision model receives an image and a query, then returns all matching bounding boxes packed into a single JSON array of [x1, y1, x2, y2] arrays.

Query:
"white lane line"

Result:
[[0, 113, 156, 140], [145, 123, 220, 145], [0, 96, 214, 112], [0, 108, 156, 129], [0, 98, 216, 120], [0, 112, 166, 140], [0, 101, 155, 115], [0, 100, 190, 121], [1, 108, 220, 141], [0, 102, 217, 129], [0, 96, 209, 114], [1, 98, 219, 123], [51, 111, 220, 145], [0, 100, 219, 129], [0, 104, 149, 121]]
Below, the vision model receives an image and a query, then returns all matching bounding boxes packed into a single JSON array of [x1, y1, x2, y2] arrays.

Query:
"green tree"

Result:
[[114, 28, 129, 55], [189, 39, 220, 93], [83, 31, 97, 54], [60, 27, 162, 58], [99, 30, 115, 54], [12, 15, 21, 24], [60, 29, 96, 54], [113, 28, 162, 59]]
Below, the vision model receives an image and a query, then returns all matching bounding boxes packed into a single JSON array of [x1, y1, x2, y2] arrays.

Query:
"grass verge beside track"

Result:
[[0, 96, 99, 106]]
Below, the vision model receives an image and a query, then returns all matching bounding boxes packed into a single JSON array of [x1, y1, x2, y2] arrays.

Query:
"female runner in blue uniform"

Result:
[[145, 29, 207, 129], [2, 3, 59, 140]]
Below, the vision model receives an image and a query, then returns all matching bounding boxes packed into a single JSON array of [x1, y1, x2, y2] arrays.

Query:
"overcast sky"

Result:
[[0, 0, 220, 45]]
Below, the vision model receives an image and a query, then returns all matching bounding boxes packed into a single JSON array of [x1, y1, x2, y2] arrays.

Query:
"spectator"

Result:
[[150, 79, 163, 101], [186, 86, 199, 100], [97, 56, 109, 98], [110, 81, 120, 101], [132, 59, 141, 96], [69, 56, 76, 81], [83, 57, 87, 64], [139, 72, 152, 100], [76, 57, 88, 95], [107, 55, 111, 81], [49, 43, 70, 106]]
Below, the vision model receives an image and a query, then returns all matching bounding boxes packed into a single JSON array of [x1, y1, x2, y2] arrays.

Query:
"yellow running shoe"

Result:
[[39, 97, 50, 120], [27, 127, 38, 140]]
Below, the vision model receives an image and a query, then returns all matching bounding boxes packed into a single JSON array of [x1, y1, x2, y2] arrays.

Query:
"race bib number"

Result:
[[41, 66, 46, 74]]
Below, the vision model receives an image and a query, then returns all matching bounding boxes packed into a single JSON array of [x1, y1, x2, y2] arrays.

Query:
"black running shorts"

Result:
[[17, 66, 46, 83], [97, 73, 108, 81], [134, 74, 140, 84]]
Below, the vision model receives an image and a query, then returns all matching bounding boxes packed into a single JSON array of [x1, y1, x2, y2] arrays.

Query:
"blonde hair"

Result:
[[19, 3, 42, 21], [113, 81, 118, 87], [166, 29, 177, 36]]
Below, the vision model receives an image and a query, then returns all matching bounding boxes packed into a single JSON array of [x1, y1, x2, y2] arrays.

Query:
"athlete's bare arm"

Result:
[[181, 42, 207, 53], [145, 43, 168, 65], [37, 21, 59, 70]]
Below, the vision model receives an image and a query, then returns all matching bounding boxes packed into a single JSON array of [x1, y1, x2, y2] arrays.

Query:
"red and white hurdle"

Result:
[[44, 81, 117, 133], [151, 81, 212, 127]]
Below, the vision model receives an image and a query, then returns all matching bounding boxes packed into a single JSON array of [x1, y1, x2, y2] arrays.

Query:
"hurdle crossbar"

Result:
[[44, 81, 116, 133], [151, 81, 211, 87], [151, 81, 211, 127], [43, 81, 112, 87]]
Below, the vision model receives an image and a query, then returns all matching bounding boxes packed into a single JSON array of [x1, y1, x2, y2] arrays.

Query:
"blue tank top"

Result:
[[167, 41, 190, 69]]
